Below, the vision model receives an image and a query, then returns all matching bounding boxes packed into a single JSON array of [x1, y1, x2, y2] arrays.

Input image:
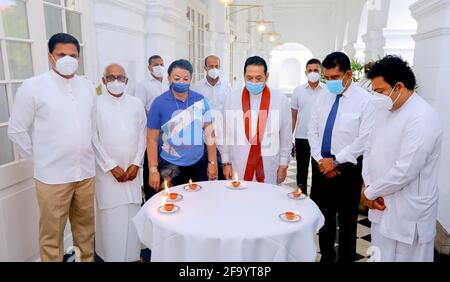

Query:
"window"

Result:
[[0, 0, 33, 166], [187, 7, 205, 83], [43, 0, 84, 75]]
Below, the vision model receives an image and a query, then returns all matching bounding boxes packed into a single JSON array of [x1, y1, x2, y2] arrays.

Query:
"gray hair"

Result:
[[103, 63, 127, 77]]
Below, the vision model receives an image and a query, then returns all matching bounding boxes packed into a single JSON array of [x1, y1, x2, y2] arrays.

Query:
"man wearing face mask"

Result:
[[361, 56, 442, 262], [308, 52, 377, 262], [134, 55, 170, 113], [147, 59, 218, 190], [219, 56, 292, 184], [134, 55, 169, 201], [192, 55, 232, 180], [92, 64, 146, 262], [291, 58, 327, 194], [7, 33, 96, 262]]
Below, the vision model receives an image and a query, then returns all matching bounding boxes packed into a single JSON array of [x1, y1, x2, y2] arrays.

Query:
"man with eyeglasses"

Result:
[[92, 64, 146, 262]]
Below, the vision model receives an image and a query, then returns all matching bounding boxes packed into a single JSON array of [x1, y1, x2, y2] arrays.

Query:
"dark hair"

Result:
[[306, 58, 322, 68], [364, 61, 375, 74], [367, 55, 416, 90], [168, 59, 193, 76], [148, 55, 162, 66], [244, 56, 268, 74], [322, 52, 351, 73], [48, 33, 80, 54]]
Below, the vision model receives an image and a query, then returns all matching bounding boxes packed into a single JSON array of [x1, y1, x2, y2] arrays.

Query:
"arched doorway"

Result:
[[268, 42, 314, 95]]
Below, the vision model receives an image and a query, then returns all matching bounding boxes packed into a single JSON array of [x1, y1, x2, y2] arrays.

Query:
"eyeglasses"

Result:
[[104, 75, 127, 83]]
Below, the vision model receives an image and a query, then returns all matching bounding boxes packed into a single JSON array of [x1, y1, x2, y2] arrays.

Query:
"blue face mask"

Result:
[[326, 80, 345, 95], [171, 83, 190, 93], [246, 81, 265, 95]]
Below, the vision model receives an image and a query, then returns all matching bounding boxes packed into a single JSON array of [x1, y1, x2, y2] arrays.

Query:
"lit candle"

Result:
[[189, 179, 198, 190], [285, 212, 296, 221], [164, 180, 178, 200], [293, 188, 302, 198], [231, 172, 241, 188], [161, 195, 175, 212]]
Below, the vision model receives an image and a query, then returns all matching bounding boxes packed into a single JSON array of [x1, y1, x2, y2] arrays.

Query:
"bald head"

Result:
[[103, 63, 127, 77]]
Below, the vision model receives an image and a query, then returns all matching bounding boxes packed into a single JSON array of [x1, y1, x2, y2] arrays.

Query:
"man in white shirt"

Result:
[[361, 55, 443, 262], [220, 56, 292, 184], [192, 55, 232, 180], [7, 33, 96, 262], [93, 64, 146, 262], [291, 58, 327, 194], [134, 55, 169, 201], [308, 52, 376, 262]]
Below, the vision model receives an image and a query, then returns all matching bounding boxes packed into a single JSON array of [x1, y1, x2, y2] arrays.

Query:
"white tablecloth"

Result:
[[132, 181, 324, 262]]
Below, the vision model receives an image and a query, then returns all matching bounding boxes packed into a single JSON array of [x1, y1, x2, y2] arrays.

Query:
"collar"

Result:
[[50, 69, 75, 83], [341, 81, 355, 98], [205, 77, 222, 88], [103, 92, 126, 102], [305, 82, 324, 90]]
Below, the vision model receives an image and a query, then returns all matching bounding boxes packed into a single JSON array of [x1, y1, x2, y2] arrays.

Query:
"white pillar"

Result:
[[144, 0, 191, 69], [410, 0, 450, 248], [363, 0, 391, 62]]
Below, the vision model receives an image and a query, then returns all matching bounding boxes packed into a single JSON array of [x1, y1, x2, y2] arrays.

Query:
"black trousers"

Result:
[[310, 157, 363, 263], [158, 152, 208, 187], [295, 138, 311, 195], [143, 150, 154, 201]]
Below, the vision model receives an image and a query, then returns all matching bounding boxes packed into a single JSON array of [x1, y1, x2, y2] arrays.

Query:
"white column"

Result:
[[343, 0, 367, 59], [363, 0, 391, 62], [144, 0, 191, 70], [410, 0, 450, 248], [383, 0, 417, 64]]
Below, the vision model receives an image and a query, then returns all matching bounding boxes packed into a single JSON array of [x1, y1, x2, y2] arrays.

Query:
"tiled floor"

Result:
[[283, 160, 371, 262]]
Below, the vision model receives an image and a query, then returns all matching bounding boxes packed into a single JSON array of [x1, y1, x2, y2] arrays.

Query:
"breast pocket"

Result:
[[337, 112, 360, 134]]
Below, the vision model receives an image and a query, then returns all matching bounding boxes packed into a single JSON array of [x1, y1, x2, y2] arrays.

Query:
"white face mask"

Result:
[[307, 72, 321, 83], [152, 65, 164, 78], [373, 85, 401, 111], [106, 80, 126, 95], [54, 55, 79, 76], [207, 68, 220, 80]]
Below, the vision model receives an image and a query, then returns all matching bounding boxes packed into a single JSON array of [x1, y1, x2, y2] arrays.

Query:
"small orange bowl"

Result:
[[168, 193, 179, 200], [189, 183, 198, 190], [285, 212, 297, 221], [292, 190, 302, 198], [231, 181, 241, 188], [164, 204, 175, 212]]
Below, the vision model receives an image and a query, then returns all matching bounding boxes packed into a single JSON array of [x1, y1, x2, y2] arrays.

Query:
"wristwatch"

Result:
[[221, 162, 232, 168], [149, 166, 159, 173]]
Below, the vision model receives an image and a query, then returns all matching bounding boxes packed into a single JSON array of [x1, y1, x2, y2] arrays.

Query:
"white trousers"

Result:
[[95, 204, 141, 262], [371, 223, 434, 262]]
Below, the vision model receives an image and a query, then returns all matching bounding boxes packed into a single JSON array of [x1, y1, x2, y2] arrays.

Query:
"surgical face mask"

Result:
[[207, 68, 220, 80], [373, 85, 400, 111], [245, 81, 265, 95], [326, 75, 350, 95], [106, 80, 126, 95], [54, 55, 79, 76], [152, 65, 165, 78], [171, 82, 190, 93], [307, 72, 321, 83]]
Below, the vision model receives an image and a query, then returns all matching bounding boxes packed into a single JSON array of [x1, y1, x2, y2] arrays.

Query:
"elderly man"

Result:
[[192, 55, 232, 180], [93, 64, 146, 262], [8, 33, 96, 262], [220, 56, 292, 184]]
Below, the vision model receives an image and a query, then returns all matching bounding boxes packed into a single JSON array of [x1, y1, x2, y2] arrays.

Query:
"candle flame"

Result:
[[234, 172, 239, 182], [189, 179, 193, 185], [164, 180, 170, 195]]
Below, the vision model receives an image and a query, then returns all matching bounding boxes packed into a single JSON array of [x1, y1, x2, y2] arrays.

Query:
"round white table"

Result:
[[132, 180, 324, 262]]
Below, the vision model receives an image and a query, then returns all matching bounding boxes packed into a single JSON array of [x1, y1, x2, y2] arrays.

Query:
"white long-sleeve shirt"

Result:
[[133, 75, 169, 111], [92, 93, 147, 210], [219, 88, 292, 184], [192, 77, 232, 114], [363, 93, 443, 245], [308, 82, 376, 164], [7, 70, 96, 185]]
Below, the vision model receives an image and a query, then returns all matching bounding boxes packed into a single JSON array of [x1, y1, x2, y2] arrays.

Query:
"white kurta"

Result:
[[92, 93, 147, 262], [219, 88, 292, 184], [363, 93, 443, 262]]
